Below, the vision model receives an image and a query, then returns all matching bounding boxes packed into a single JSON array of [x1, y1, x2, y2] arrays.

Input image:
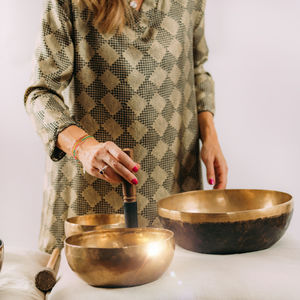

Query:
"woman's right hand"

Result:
[[76, 138, 140, 185]]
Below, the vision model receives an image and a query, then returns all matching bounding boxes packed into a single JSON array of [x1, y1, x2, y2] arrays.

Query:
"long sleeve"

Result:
[[193, 1, 215, 115], [24, 0, 78, 161]]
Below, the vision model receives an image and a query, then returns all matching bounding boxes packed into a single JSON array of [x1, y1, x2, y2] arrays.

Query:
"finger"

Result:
[[103, 153, 138, 185], [107, 143, 140, 173], [204, 157, 215, 186], [214, 176, 226, 189], [101, 166, 122, 184], [90, 167, 104, 180], [90, 167, 121, 184], [92, 156, 123, 183], [213, 161, 228, 189]]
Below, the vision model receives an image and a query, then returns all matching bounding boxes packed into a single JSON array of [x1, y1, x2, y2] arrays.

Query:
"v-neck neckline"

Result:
[[130, 0, 160, 14], [129, 0, 144, 11]]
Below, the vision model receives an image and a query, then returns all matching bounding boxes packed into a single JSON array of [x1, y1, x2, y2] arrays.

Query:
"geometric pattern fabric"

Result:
[[24, 0, 215, 253]]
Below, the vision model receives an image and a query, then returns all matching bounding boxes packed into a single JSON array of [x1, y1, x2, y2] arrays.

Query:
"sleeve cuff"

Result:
[[48, 121, 78, 162]]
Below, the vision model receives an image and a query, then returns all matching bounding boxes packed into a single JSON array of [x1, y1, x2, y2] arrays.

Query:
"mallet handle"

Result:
[[122, 148, 138, 228], [47, 248, 60, 270]]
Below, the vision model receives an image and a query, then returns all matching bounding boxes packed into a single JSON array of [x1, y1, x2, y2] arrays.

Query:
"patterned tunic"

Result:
[[24, 0, 215, 253]]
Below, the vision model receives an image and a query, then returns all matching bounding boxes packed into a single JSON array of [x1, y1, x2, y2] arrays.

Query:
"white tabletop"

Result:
[[48, 233, 300, 300]]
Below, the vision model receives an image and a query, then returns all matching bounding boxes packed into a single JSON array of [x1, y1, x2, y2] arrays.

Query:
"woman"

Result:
[[24, 0, 228, 253]]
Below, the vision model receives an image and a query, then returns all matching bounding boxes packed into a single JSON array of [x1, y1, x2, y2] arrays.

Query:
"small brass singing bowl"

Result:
[[158, 189, 293, 254], [64, 228, 175, 287], [65, 214, 125, 238]]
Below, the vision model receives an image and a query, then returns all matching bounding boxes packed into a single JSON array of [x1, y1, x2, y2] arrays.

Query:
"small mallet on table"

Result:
[[35, 248, 61, 292]]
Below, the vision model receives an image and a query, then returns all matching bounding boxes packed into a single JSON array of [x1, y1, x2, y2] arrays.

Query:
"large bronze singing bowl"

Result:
[[64, 228, 175, 287], [158, 189, 293, 254], [65, 214, 125, 238]]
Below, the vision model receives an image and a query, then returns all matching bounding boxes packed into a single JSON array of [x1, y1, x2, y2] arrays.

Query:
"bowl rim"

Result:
[[157, 189, 293, 223], [64, 227, 174, 250], [65, 213, 125, 225]]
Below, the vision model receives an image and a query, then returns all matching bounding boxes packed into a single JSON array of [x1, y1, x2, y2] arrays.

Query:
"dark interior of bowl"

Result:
[[158, 189, 293, 254]]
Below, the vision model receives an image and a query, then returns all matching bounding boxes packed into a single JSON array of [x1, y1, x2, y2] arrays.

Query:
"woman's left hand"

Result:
[[198, 112, 228, 189], [201, 138, 228, 189]]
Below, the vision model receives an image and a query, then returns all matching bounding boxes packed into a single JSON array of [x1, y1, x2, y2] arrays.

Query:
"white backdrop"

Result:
[[0, 0, 299, 250]]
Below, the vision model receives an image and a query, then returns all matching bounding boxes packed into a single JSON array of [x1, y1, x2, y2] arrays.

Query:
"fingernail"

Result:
[[209, 179, 214, 185], [131, 178, 138, 185], [132, 165, 139, 173]]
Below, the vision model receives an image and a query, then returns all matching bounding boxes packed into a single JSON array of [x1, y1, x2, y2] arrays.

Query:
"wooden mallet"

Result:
[[35, 248, 61, 293], [122, 148, 138, 228]]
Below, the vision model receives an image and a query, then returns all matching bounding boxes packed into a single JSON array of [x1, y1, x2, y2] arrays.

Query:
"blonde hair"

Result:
[[76, 0, 133, 34]]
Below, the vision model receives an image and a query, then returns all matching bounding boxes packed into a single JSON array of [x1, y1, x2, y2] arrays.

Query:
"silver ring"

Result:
[[99, 165, 108, 175]]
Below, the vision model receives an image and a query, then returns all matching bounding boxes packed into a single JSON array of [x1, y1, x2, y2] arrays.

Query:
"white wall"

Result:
[[0, 0, 299, 250], [204, 0, 300, 237], [0, 1, 45, 249]]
